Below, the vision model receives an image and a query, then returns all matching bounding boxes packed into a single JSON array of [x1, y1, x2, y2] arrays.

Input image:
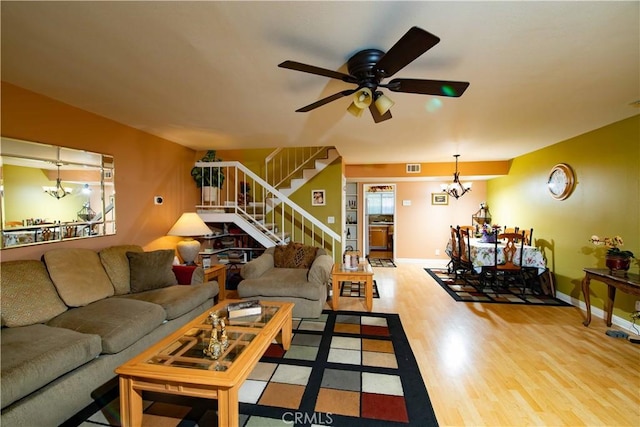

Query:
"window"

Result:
[[366, 192, 394, 215]]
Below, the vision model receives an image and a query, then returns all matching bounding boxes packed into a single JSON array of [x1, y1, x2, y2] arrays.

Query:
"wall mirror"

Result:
[[0, 137, 115, 249]]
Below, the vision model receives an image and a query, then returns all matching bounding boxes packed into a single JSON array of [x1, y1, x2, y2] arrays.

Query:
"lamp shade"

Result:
[[352, 88, 373, 109], [347, 102, 365, 117], [374, 93, 395, 115], [167, 213, 211, 237]]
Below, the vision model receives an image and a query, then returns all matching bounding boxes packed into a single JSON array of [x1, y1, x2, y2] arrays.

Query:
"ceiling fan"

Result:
[[278, 26, 470, 123]]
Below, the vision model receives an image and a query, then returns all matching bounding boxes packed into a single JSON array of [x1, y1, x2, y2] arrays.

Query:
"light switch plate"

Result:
[[635, 300, 640, 312], [327, 216, 335, 224]]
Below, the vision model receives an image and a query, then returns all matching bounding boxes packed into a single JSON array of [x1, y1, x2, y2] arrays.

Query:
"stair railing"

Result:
[[194, 161, 341, 257], [265, 147, 327, 189]]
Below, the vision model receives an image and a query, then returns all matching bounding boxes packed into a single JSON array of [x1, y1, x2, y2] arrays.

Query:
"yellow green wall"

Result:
[[487, 115, 640, 319]]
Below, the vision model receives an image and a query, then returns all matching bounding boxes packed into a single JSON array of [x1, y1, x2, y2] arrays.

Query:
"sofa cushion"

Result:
[[1, 260, 68, 327], [43, 248, 115, 307], [238, 268, 325, 300], [274, 242, 318, 269], [119, 282, 218, 320], [47, 298, 166, 354], [127, 249, 178, 293], [99, 244, 144, 295], [0, 324, 102, 408]]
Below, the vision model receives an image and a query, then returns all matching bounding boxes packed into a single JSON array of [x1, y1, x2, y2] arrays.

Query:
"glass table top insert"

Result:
[[145, 305, 280, 371]]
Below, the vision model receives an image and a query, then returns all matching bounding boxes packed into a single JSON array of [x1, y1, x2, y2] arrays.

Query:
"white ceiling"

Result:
[[1, 1, 638, 164]]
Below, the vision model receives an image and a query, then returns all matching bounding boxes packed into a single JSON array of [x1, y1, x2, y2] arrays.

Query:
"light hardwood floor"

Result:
[[322, 262, 640, 426]]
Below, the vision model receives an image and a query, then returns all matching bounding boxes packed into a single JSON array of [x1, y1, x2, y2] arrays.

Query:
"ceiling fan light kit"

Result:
[[279, 26, 469, 123]]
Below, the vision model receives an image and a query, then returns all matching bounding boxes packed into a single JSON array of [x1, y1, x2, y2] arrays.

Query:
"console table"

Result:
[[581, 268, 640, 326]]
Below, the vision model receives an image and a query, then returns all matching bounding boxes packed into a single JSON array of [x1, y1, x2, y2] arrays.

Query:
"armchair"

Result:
[[237, 243, 334, 318]]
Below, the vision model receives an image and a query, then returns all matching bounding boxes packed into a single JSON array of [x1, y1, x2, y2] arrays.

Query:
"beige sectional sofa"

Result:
[[238, 243, 333, 318], [0, 245, 220, 427]]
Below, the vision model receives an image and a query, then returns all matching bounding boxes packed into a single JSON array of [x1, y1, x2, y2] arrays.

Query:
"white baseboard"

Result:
[[555, 291, 639, 335], [397, 258, 448, 268]]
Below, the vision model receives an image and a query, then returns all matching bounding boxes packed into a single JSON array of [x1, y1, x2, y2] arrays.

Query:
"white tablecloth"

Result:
[[447, 238, 547, 275]]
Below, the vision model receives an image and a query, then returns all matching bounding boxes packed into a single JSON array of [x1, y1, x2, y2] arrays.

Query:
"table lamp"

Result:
[[167, 213, 211, 265]]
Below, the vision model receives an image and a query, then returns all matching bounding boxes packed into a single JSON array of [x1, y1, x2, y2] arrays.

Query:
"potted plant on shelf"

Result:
[[590, 235, 636, 274], [191, 150, 225, 204]]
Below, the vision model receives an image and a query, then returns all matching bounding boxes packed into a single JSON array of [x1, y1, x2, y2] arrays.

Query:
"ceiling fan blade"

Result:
[[374, 27, 441, 78], [388, 78, 470, 97], [279, 60, 356, 83], [295, 89, 358, 112], [368, 103, 392, 123]]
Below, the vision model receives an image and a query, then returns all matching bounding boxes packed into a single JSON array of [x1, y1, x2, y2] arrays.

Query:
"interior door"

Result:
[[364, 184, 395, 258]]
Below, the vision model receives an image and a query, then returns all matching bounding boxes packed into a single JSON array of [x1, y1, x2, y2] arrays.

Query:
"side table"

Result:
[[331, 263, 374, 311], [581, 268, 640, 326], [204, 264, 227, 301]]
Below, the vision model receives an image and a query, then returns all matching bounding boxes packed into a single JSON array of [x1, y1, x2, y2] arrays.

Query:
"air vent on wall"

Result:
[[406, 164, 421, 173]]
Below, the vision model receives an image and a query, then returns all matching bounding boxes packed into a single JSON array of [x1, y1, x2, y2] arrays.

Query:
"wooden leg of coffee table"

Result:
[[331, 277, 340, 310], [119, 376, 143, 427], [217, 387, 239, 427], [365, 277, 373, 312], [280, 317, 293, 350]]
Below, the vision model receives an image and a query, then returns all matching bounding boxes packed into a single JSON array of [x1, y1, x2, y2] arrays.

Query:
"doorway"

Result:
[[363, 184, 395, 259]]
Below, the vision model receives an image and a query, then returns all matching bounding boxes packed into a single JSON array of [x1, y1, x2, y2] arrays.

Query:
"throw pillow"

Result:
[[127, 250, 178, 293], [172, 265, 198, 285], [99, 245, 144, 295], [273, 242, 317, 269], [273, 244, 289, 268]]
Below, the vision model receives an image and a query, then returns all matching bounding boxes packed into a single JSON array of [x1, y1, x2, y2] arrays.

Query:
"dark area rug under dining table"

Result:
[[425, 268, 571, 306], [63, 310, 437, 427]]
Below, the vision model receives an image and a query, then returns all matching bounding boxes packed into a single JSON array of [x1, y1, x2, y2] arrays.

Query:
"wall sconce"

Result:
[[441, 154, 472, 199]]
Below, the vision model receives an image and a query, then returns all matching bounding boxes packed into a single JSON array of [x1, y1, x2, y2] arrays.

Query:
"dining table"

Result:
[[447, 237, 547, 275]]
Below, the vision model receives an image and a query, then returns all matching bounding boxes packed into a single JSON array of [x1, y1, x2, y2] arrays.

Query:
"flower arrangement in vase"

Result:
[[590, 235, 635, 274]]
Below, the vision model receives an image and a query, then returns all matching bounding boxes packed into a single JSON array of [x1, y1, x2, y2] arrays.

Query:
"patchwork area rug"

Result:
[[65, 310, 437, 427], [368, 258, 396, 267], [425, 268, 571, 306], [340, 280, 380, 298]]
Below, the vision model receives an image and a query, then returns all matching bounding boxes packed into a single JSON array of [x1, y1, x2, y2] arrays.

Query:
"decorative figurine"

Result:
[[203, 312, 229, 360]]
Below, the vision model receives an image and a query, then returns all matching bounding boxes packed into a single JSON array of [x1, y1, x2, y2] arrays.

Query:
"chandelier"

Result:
[[43, 163, 72, 199], [441, 154, 472, 199]]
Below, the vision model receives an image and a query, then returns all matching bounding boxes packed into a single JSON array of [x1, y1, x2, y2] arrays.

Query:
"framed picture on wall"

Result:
[[312, 189, 326, 206], [431, 193, 449, 205]]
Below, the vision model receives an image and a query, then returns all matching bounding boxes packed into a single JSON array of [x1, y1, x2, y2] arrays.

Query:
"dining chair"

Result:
[[503, 226, 519, 234], [521, 228, 534, 246], [446, 226, 460, 274], [479, 230, 499, 289], [458, 225, 474, 234], [456, 226, 475, 282], [495, 231, 527, 294]]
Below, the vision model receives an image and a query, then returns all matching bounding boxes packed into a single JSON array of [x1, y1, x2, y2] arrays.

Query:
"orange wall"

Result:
[[1, 82, 199, 261]]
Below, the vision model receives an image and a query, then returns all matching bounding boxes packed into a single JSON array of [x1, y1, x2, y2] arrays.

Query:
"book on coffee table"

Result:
[[227, 300, 262, 318]]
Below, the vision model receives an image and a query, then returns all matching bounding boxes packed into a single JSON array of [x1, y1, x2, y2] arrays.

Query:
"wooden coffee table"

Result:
[[115, 300, 293, 427], [331, 263, 374, 311]]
